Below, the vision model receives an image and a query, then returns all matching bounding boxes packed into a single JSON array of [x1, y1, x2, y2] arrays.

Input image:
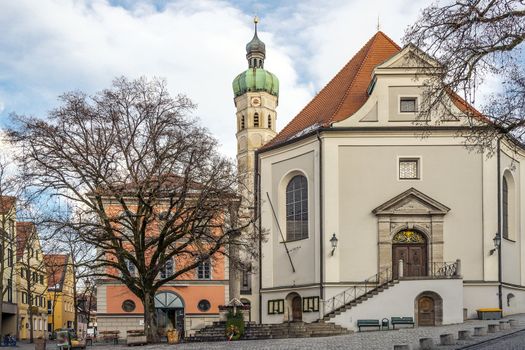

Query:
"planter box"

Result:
[[35, 338, 46, 350], [477, 309, 502, 320], [126, 335, 147, 346]]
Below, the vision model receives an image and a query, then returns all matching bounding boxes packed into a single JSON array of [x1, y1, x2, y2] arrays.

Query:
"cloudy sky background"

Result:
[[0, 0, 438, 157]]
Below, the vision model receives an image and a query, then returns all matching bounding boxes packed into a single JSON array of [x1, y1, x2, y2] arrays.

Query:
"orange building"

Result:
[[96, 202, 229, 338]]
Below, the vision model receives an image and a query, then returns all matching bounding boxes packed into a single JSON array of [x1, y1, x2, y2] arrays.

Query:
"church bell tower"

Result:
[[230, 17, 279, 322], [232, 16, 279, 184]]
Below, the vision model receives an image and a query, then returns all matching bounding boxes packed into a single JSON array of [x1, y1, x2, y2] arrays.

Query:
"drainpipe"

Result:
[[496, 138, 503, 310], [316, 131, 324, 303], [254, 149, 263, 324]]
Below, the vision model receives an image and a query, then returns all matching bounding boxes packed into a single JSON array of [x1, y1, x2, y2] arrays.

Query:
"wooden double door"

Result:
[[392, 244, 427, 278]]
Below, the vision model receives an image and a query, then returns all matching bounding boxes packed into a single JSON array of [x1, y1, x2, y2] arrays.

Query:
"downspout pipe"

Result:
[[496, 138, 503, 310], [254, 149, 263, 324], [316, 130, 324, 303]]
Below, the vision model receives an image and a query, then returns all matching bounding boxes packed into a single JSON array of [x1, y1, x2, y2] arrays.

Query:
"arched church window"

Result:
[[254, 113, 259, 127], [503, 176, 509, 239], [240, 115, 245, 130], [268, 115, 272, 129], [286, 175, 308, 241]]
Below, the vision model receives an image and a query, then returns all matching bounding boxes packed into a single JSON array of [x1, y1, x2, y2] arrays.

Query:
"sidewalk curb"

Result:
[[456, 328, 525, 349]]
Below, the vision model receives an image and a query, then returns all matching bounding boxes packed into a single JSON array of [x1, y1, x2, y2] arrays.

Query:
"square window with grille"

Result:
[[399, 158, 420, 179], [400, 97, 417, 113]]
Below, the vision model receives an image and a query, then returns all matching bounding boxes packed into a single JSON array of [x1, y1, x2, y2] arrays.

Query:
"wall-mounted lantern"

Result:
[[330, 233, 338, 256], [490, 232, 501, 255]]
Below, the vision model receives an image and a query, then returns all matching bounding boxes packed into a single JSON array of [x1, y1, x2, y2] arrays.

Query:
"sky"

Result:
[[0, 0, 437, 158]]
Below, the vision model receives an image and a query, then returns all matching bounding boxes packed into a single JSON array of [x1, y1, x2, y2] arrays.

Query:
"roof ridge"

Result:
[[328, 32, 385, 125]]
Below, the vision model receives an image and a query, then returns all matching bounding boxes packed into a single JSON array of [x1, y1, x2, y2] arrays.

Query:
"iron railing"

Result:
[[430, 260, 460, 278], [323, 266, 393, 317]]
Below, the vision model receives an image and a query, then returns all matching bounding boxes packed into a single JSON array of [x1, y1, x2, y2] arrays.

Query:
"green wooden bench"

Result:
[[391, 317, 415, 329], [357, 319, 381, 331]]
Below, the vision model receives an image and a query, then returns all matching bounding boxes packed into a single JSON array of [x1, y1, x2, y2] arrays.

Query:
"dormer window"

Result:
[[400, 97, 418, 113]]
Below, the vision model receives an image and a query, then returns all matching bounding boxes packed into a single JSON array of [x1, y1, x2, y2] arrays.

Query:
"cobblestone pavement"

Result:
[[459, 329, 525, 350], [17, 314, 525, 350]]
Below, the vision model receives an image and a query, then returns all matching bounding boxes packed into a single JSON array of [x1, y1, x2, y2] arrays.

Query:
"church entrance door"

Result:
[[291, 296, 302, 322], [392, 230, 427, 278], [418, 296, 435, 326]]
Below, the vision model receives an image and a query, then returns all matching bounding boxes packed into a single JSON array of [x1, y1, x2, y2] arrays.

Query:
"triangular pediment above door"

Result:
[[372, 188, 450, 216]]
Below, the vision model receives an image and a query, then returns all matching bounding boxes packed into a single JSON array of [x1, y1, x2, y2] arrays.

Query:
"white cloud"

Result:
[[5, 0, 492, 159]]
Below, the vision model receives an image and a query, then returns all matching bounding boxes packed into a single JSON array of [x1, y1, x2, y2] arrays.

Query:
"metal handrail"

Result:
[[322, 266, 393, 317]]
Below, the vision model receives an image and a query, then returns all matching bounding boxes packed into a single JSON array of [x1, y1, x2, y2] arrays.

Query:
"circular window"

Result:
[[122, 299, 136, 312], [197, 299, 211, 312]]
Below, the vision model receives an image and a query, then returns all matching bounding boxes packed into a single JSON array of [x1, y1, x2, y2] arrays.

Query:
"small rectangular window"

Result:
[[399, 158, 420, 180], [197, 260, 211, 280], [302, 296, 319, 312], [267, 299, 284, 314], [400, 97, 417, 113]]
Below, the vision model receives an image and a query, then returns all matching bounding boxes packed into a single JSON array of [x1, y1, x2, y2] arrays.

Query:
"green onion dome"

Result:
[[232, 68, 279, 97]]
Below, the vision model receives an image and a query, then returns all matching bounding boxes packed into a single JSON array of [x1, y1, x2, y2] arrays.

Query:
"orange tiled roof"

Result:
[[16, 222, 35, 259], [263, 31, 401, 148], [44, 254, 68, 289]]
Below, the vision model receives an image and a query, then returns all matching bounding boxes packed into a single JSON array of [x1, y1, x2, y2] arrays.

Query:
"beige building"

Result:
[[255, 31, 525, 330], [16, 222, 48, 340]]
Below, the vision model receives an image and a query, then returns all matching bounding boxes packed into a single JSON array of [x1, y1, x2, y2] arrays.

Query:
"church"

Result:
[[233, 21, 525, 331]]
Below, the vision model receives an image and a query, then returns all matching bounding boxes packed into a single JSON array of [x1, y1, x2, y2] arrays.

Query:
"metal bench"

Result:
[[357, 319, 381, 331], [391, 317, 415, 329]]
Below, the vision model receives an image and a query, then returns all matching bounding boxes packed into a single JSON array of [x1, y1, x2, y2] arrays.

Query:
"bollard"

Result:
[[488, 324, 499, 333], [458, 330, 472, 340], [499, 321, 510, 330], [440, 333, 455, 345], [474, 326, 487, 336], [509, 319, 519, 328], [419, 337, 435, 350], [393, 345, 411, 350]]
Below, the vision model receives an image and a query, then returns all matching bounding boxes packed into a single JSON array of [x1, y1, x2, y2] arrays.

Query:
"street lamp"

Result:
[[490, 232, 501, 255], [330, 233, 338, 256]]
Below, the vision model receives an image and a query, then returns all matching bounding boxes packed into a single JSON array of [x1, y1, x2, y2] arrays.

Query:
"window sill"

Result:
[[280, 237, 309, 244]]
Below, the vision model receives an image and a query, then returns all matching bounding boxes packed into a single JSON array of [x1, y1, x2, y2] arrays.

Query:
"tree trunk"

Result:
[[28, 304, 34, 344], [72, 273, 78, 332], [143, 292, 159, 343]]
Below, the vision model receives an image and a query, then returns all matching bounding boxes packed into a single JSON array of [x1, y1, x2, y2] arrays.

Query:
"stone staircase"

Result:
[[321, 279, 399, 321], [186, 321, 351, 342]]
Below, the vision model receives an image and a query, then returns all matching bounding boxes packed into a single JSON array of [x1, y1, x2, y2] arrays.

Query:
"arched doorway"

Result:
[[392, 230, 427, 278], [155, 291, 184, 337], [415, 291, 443, 326], [285, 292, 302, 322]]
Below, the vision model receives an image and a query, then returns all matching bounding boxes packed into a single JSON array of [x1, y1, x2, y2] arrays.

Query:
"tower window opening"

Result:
[[254, 113, 259, 127], [241, 115, 245, 130], [268, 115, 272, 129]]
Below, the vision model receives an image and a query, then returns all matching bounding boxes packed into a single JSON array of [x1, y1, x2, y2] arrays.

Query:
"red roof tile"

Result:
[[264, 31, 401, 148], [16, 222, 35, 259], [0, 196, 16, 215], [44, 254, 69, 289]]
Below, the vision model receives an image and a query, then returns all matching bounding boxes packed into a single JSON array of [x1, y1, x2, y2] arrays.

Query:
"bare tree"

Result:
[[9, 77, 256, 343], [404, 0, 525, 150]]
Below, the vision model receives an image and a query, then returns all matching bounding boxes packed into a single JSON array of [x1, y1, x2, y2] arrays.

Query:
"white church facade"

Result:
[[237, 30, 525, 331]]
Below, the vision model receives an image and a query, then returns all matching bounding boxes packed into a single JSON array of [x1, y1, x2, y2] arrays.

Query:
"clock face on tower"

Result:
[[251, 97, 261, 106]]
